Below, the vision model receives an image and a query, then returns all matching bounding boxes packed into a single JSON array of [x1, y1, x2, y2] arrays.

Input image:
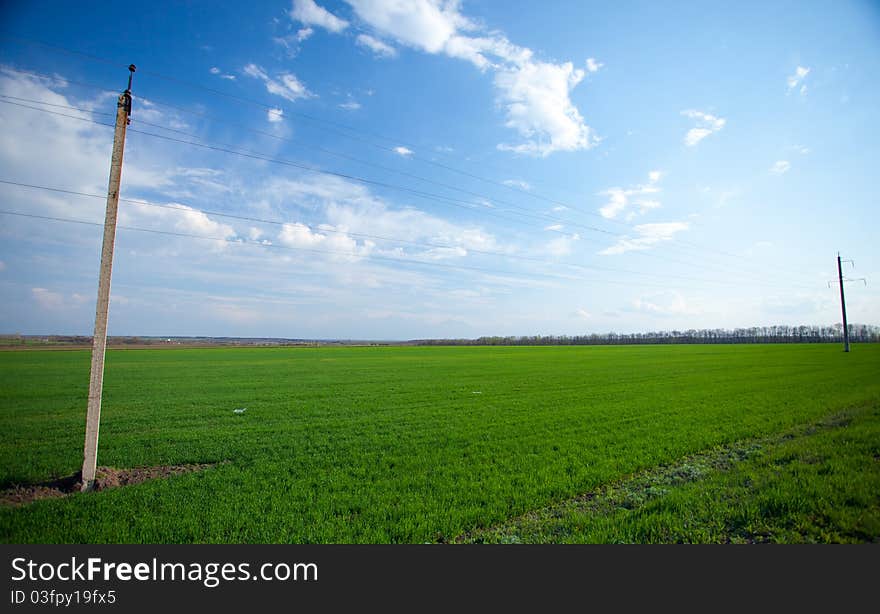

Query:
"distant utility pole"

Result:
[[830, 253, 867, 354], [81, 65, 136, 492]]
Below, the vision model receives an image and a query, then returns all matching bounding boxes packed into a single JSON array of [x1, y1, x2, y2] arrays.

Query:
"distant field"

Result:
[[1, 344, 878, 543]]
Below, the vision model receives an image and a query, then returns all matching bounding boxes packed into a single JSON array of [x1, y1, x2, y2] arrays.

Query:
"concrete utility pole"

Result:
[[81, 65, 135, 492], [830, 254, 866, 353], [837, 253, 850, 353]]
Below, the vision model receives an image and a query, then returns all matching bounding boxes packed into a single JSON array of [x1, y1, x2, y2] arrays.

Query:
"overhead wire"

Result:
[[0, 179, 822, 292], [1, 39, 824, 281], [1, 60, 821, 281], [1, 63, 821, 284], [0, 209, 694, 289], [0, 96, 820, 288]]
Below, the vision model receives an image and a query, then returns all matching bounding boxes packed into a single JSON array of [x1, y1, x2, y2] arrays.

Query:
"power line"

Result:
[[1, 42, 822, 282], [1, 177, 820, 290], [0, 66, 122, 97], [0, 90, 818, 284], [1, 208, 703, 289], [0, 39, 682, 232], [0, 93, 115, 117], [0, 99, 820, 283], [0, 97, 116, 129], [0, 97, 617, 238]]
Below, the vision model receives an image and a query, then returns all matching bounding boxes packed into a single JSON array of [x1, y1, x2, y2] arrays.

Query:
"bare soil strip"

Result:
[[0, 464, 216, 507]]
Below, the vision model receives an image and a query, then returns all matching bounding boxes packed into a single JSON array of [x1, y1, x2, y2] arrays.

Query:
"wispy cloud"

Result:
[[681, 109, 725, 146], [632, 290, 699, 316], [769, 160, 790, 174], [545, 232, 580, 257], [209, 66, 236, 80], [598, 170, 663, 220], [787, 65, 810, 95], [267, 107, 284, 123], [393, 146, 413, 157], [502, 179, 531, 191], [585, 57, 603, 73], [243, 63, 314, 102], [338, 100, 362, 111], [356, 33, 398, 58], [290, 0, 349, 33], [32, 287, 65, 310], [599, 222, 689, 255]]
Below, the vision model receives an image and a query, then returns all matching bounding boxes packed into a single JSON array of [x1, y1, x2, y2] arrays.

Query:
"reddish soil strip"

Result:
[[0, 464, 215, 507]]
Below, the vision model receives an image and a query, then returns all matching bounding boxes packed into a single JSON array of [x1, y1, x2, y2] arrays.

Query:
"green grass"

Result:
[[1, 344, 878, 543], [460, 404, 880, 543]]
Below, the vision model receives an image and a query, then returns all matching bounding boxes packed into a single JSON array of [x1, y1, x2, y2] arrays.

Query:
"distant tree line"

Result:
[[413, 324, 880, 346]]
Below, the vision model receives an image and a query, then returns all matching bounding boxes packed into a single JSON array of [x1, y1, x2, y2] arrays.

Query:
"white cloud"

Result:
[[495, 61, 597, 156], [502, 179, 531, 190], [420, 246, 468, 260], [356, 33, 398, 58], [338, 100, 362, 111], [297, 27, 314, 42], [346, 0, 468, 54], [259, 174, 501, 258], [632, 291, 698, 316], [32, 288, 64, 310], [544, 224, 564, 231], [262, 177, 502, 268], [600, 222, 689, 255], [0, 68, 134, 198], [393, 146, 414, 157], [770, 160, 790, 174], [118, 202, 238, 253], [343, 0, 596, 157], [787, 66, 810, 94], [209, 66, 236, 80], [290, 0, 349, 33], [598, 170, 663, 219], [683, 128, 712, 146], [585, 57, 603, 73], [575, 308, 591, 319], [268, 107, 284, 123], [243, 63, 314, 102], [681, 109, 725, 146], [545, 233, 580, 257]]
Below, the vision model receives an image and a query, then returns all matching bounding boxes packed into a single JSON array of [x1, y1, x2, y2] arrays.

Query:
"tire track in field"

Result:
[[451, 407, 864, 544]]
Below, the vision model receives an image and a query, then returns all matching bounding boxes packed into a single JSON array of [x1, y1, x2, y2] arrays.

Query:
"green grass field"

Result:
[[1, 344, 878, 543]]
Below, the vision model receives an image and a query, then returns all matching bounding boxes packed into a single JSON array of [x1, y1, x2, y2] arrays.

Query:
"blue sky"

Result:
[[0, 0, 878, 339]]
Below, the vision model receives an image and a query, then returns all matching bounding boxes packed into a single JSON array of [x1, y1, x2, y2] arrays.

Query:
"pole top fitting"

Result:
[[123, 65, 135, 120]]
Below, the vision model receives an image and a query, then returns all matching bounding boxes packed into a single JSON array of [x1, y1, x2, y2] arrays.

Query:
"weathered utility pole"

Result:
[[81, 65, 135, 492], [837, 253, 850, 353]]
